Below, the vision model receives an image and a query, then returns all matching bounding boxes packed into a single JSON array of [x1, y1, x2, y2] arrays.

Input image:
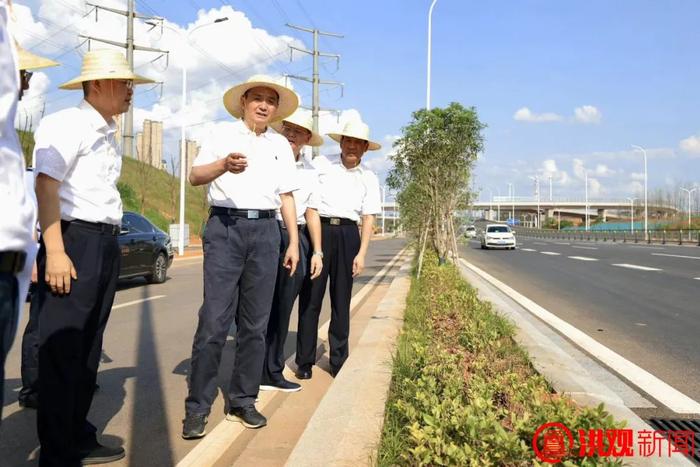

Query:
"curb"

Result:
[[457, 257, 694, 466], [285, 257, 412, 466]]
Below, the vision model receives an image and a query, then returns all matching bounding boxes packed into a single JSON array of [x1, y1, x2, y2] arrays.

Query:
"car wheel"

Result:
[[147, 252, 168, 284], [481, 244, 487, 250]]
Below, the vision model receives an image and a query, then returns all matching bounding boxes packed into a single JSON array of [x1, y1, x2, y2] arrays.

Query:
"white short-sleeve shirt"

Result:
[[0, 5, 36, 252], [34, 100, 122, 225], [308, 153, 381, 223], [276, 157, 321, 226], [193, 119, 298, 209]]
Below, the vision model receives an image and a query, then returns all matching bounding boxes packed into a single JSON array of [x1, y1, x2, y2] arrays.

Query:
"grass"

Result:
[[377, 251, 623, 466]]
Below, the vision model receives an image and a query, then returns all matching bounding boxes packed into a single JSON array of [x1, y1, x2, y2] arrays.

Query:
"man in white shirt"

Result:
[[0, 0, 39, 421], [33, 49, 154, 466], [296, 121, 382, 379], [183, 75, 300, 438], [259, 111, 324, 393]]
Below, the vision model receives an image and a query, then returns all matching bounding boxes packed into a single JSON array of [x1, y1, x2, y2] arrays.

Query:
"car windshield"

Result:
[[487, 226, 510, 233]]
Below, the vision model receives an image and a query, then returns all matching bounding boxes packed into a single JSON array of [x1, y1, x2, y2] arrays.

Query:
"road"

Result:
[[459, 236, 700, 415], [0, 237, 406, 466]]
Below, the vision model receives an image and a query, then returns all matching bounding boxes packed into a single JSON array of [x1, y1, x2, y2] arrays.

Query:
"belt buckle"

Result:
[[330, 218, 340, 226], [247, 210, 259, 219]]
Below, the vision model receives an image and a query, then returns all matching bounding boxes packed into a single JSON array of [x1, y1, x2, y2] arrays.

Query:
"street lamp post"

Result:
[[486, 188, 493, 220], [426, 0, 438, 110], [626, 197, 637, 233], [381, 185, 386, 236], [548, 175, 553, 201], [584, 172, 589, 231], [680, 187, 697, 239], [529, 175, 540, 228], [507, 182, 514, 225], [631, 145, 648, 240]]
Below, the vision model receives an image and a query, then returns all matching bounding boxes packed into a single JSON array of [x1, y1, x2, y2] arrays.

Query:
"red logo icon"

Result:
[[533, 422, 574, 463]]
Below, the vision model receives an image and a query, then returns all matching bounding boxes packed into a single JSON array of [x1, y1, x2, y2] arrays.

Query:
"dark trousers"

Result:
[[186, 214, 280, 414], [297, 223, 360, 372], [0, 271, 19, 420], [19, 294, 40, 401], [262, 224, 309, 384], [36, 223, 120, 467]]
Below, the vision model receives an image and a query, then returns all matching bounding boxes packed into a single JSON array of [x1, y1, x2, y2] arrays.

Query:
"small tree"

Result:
[[388, 103, 485, 271]]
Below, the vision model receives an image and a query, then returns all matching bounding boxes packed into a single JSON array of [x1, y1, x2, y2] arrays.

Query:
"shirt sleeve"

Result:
[[361, 170, 382, 216], [277, 139, 300, 194], [306, 169, 322, 210], [33, 113, 81, 182]]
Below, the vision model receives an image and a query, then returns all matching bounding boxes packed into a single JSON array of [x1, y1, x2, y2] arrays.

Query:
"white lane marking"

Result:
[[652, 253, 700, 260], [635, 323, 647, 326], [555, 242, 571, 245], [612, 263, 662, 272], [540, 251, 561, 256], [694, 277, 700, 281], [177, 247, 409, 467], [533, 242, 547, 245], [628, 246, 665, 250], [521, 248, 537, 252], [572, 245, 598, 250], [568, 256, 599, 262], [112, 295, 166, 310], [459, 258, 700, 414]]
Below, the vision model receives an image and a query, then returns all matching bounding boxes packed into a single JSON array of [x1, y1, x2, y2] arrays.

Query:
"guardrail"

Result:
[[515, 228, 700, 246]]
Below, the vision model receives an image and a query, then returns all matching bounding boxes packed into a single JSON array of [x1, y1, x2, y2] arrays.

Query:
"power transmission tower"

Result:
[[285, 23, 343, 157], [81, 1, 168, 158]]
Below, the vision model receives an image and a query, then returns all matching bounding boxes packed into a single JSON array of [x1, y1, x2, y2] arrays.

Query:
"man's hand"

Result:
[[31, 261, 38, 283], [283, 243, 299, 276], [224, 153, 248, 174], [352, 254, 365, 278], [45, 251, 77, 295], [309, 255, 323, 280]]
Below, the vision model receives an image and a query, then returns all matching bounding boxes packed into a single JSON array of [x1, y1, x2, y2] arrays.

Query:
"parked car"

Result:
[[119, 212, 174, 283], [480, 224, 516, 250], [464, 225, 477, 239]]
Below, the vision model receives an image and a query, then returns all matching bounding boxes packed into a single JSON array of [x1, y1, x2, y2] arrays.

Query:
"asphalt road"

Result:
[[459, 235, 700, 412], [0, 237, 406, 466]]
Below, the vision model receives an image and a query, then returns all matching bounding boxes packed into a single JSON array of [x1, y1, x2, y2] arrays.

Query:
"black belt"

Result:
[[210, 207, 276, 219], [320, 216, 356, 226], [62, 219, 120, 236], [0, 251, 27, 274], [279, 221, 306, 232]]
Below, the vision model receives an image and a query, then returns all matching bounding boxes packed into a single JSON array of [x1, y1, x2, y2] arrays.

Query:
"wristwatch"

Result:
[[312, 251, 324, 259]]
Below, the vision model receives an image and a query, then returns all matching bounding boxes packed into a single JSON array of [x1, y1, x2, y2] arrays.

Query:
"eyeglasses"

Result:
[[116, 79, 134, 90]]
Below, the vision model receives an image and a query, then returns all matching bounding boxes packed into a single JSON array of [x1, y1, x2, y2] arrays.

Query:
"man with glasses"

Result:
[[33, 49, 153, 466]]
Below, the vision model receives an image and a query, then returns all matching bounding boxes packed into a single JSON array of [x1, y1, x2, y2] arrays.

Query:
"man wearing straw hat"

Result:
[[295, 120, 382, 379], [183, 75, 300, 438], [258, 110, 324, 393], [33, 49, 153, 466], [0, 1, 55, 421]]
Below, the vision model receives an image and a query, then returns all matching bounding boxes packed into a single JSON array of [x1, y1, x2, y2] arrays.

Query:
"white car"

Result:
[[464, 225, 477, 238], [480, 224, 516, 250]]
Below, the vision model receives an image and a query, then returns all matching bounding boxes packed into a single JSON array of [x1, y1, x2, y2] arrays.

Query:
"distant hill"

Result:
[[18, 129, 208, 237]]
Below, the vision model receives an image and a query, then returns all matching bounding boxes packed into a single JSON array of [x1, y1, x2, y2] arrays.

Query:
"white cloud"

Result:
[[573, 105, 602, 124], [629, 172, 645, 181], [679, 134, 700, 155], [594, 163, 615, 177], [538, 159, 570, 186], [588, 178, 602, 197], [15, 72, 51, 129], [513, 107, 563, 123], [572, 158, 586, 180]]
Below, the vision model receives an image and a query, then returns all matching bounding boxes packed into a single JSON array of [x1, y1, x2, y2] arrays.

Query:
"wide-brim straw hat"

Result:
[[327, 121, 381, 151], [223, 74, 298, 123], [59, 49, 155, 90], [17, 45, 59, 71], [271, 110, 324, 147]]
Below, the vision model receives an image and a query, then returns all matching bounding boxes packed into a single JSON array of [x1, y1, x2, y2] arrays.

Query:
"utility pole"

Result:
[[83, 2, 168, 158], [286, 24, 343, 158]]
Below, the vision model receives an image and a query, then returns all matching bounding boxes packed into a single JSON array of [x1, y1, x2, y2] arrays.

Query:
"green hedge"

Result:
[[378, 252, 623, 466]]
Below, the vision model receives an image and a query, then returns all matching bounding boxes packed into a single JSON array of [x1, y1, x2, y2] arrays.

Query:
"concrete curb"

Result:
[[457, 258, 694, 466], [285, 257, 413, 467]]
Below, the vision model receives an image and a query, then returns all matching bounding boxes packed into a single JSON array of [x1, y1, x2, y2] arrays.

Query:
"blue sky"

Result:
[[13, 0, 700, 206]]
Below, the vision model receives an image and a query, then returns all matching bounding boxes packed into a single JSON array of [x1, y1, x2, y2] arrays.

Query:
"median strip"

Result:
[[612, 263, 662, 272]]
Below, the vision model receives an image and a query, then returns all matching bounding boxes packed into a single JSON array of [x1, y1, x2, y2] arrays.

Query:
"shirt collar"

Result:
[[233, 118, 274, 140], [79, 100, 117, 134], [332, 154, 364, 173]]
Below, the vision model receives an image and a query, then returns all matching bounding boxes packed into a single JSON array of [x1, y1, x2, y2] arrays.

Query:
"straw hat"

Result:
[[271, 110, 324, 147], [59, 49, 155, 90], [17, 44, 59, 71], [222, 74, 298, 122], [327, 121, 381, 151]]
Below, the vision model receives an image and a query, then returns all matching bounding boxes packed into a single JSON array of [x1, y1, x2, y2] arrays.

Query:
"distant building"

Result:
[[136, 120, 164, 169], [180, 139, 200, 178]]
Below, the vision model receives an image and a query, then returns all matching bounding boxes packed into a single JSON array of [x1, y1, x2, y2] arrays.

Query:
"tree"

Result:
[[388, 102, 485, 271]]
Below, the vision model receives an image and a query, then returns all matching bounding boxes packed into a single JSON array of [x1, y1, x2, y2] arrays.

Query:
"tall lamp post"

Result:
[[380, 185, 386, 236], [626, 197, 637, 233], [153, 17, 229, 256], [680, 187, 697, 239], [584, 172, 589, 231], [529, 175, 540, 228], [507, 182, 514, 225], [426, 0, 438, 110], [486, 188, 493, 220], [631, 145, 648, 240]]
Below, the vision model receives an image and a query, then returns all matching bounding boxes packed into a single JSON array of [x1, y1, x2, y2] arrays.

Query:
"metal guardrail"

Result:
[[515, 228, 700, 246]]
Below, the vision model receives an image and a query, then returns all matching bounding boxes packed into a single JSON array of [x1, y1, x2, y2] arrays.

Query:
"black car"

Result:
[[119, 212, 174, 283]]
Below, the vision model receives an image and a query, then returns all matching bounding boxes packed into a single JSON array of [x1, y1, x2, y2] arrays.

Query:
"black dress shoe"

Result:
[[79, 442, 125, 465], [226, 405, 267, 428], [296, 365, 312, 380], [260, 378, 302, 392], [182, 413, 208, 439], [18, 393, 39, 409]]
